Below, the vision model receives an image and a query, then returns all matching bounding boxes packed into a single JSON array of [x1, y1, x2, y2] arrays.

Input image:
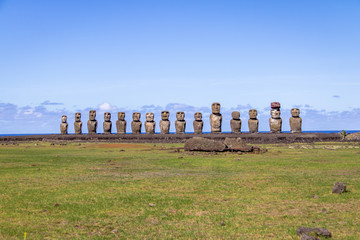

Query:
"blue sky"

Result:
[[0, 0, 359, 133]]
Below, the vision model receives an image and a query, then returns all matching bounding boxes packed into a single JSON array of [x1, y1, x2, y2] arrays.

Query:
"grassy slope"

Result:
[[0, 142, 359, 239]]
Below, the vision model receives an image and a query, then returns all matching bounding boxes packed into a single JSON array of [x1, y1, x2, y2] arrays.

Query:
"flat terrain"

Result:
[[0, 142, 359, 239]]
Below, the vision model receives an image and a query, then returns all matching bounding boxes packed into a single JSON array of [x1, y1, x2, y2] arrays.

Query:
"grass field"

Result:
[[0, 141, 359, 239]]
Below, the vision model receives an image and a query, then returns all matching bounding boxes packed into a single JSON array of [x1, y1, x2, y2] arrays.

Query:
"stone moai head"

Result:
[[291, 108, 300, 117], [118, 112, 125, 121], [75, 112, 81, 122], [133, 112, 141, 121], [89, 110, 96, 121], [249, 109, 257, 119], [161, 111, 169, 120], [104, 112, 111, 122], [270, 102, 281, 119], [232, 111, 240, 120], [212, 102, 221, 114], [194, 112, 202, 121], [146, 112, 154, 122], [61, 115, 67, 123], [176, 111, 185, 121]]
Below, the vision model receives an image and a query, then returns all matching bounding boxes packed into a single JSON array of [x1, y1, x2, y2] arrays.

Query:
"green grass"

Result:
[[0, 141, 359, 239]]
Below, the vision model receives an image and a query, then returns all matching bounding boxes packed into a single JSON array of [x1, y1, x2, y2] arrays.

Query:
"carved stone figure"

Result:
[[87, 110, 98, 134], [131, 112, 142, 134], [193, 112, 203, 134], [248, 109, 259, 133], [269, 102, 282, 133], [74, 112, 82, 134], [210, 102, 222, 133], [175, 111, 186, 134], [230, 111, 241, 133], [159, 111, 170, 134], [290, 108, 302, 133], [145, 112, 155, 134], [103, 112, 112, 134], [116, 112, 126, 134], [60, 115, 68, 134]]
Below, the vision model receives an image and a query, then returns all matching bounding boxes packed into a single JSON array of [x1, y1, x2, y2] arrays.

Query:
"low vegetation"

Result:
[[0, 141, 359, 239]]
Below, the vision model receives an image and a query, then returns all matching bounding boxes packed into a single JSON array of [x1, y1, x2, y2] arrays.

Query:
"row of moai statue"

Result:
[[60, 102, 302, 134]]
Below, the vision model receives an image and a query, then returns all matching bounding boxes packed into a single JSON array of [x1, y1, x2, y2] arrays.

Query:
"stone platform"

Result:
[[0, 133, 344, 144]]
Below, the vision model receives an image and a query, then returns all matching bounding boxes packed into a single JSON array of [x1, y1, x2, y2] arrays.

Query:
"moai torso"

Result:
[[248, 109, 259, 133], [74, 112, 82, 134], [116, 112, 127, 134], [175, 111, 186, 134], [103, 112, 112, 134], [87, 110, 98, 134], [193, 112, 203, 134], [131, 112, 142, 134], [60, 115, 68, 134], [145, 112, 155, 134], [269, 102, 282, 133], [210, 102, 222, 133], [230, 111, 241, 133], [159, 111, 170, 134], [290, 108, 302, 133]]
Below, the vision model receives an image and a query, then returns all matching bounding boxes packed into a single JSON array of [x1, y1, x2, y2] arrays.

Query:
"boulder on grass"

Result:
[[332, 182, 346, 194], [224, 137, 253, 152], [184, 137, 226, 152], [297, 227, 332, 238]]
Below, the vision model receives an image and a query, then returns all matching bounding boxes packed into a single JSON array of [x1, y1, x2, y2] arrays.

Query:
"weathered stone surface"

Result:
[[332, 182, 346, 194], [193, 112, 203, 134], [297, 227, 332, 238], [290, 108, 302, 133], [175, 111, 186, 134], [60, 115, 68, 135], [87, 110, 98, 134], [269, 102, 282, 133], [145, 112, 155, 134], [230, 111, 241, 133], [184, 137, 226, 152], [74, 112, 82, 134], [160, 111, 170, 134], [131, 112, 142, 134], [224, 137, 253, 152], [301, 234, 319, 240], [210, 102, 222, 133], [116, 112, 126, 134], [248, 109, 259, 133], [103, 112, 112, 134]]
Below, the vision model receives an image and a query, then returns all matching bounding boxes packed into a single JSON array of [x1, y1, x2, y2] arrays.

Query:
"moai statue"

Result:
[[116, 112, 126, 134], [230, 111, 241, 133], [193, 112, 203, 134], [269, 102, 282, 133], [145, 112, 155, 134], [210, 102, 222, 133], [103, 112, 112, 134], [60, 115, 68, 134], [290, 108, 302, 133], [74, 112, 82, 134], [87, 110, 98, 134], [131, 112, 142, 134], [159, 111, 170, 134], [175, 111, 186, 134], [248, 109, 259, 133]]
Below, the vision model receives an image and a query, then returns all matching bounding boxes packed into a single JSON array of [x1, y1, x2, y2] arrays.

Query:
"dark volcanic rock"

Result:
[[224, 137, 253, 152], [301, 234, 319, 240], [297, 227, 332, 238], [332, 182, 346, 194], [184, 137, 226, 152]]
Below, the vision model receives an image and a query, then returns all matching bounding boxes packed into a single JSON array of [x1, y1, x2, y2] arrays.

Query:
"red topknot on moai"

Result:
[[269, 102, 282, 133]]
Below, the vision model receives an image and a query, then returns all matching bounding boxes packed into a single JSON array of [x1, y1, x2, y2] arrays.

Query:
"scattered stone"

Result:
[[184, 137, 226, 152], [42, 209, 47, 212], [301, 234, 319, 240], [313, 195, 319, 199], [178, 156, 183, 159], [332, 182, 346, 194], [220, 221, 225, 226], [148, 203, 156, 207], [54, 203, 60, 207], [224, 138, 253, 152], [297, 227, 332, 238], [111, 229, 118, 233]]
